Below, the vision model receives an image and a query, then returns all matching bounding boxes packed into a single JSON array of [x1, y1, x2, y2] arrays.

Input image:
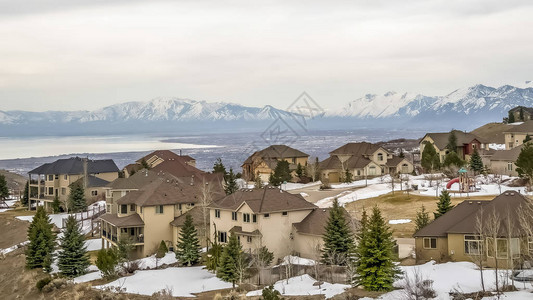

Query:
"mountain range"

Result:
[[1, 82, 532, 136]]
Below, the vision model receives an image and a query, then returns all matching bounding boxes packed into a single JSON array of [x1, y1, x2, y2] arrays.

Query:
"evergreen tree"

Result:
[[414, 205, 431, 232], [68, 182, 87, 213], [52, 195, 61, 213], [322, 198, 354, 265], [224, 168, 239, 195], [213, 158, 227, 175], [176, 214, 201, 266], [434, 190, 454, 219], [516, 142, 533, 185], [156, 240, 168, 258], [469, 148, 483, 175], [295, 163, 304, 178], [344, 169, 353, 183], [443, 151, 464, 168], [26, 206, 56, 271], [217, 233, 242, 288], [140, 158, 150, 169], [508, 111, 515, 123], [57, 215, 90, 277], [256, 246, 274, 267], [269, 160, 292, 186], [399, 149, 405, 158], [21, 181, 30, 207], [354, 206, 400, 291], [524, 134, 532, 143], [314, 157, 321, 182], [0, 174, 8, 200], [446, 131, 458, 152], [421, 142, 440, 172], [254, 175, 264, 189], [95, 248, 119, 279], [520, 107, 525, 121], [206, 242, 224, 272]]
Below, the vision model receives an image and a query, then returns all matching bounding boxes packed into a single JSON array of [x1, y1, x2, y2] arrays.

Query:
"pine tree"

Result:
[[0, 174, 8, 200], [399, 149, 405, 158], [213, 158, 227, 175], [140, 158, 150, 169], [96, 248, 119, 279], [354, 206, 401, 291], [524, 134, 532, 143], [52, 195, 61, 213], [69, 182, 87, 213], [421, 142, 440, 172], [224, 168, 238, 195], [443, 151, 464, 168], [516, 142, 533, 186], [344, 169, 353, 183], [469, 148, 483, 175], [414, 205, 431, 232], [254, 175, 264, 189], [176, 214, 201, 266], [434, 190, 454, 219], [21, 181, 29, 207], [508, 111, 515, 123], [520, 107, 525, 121], [206, 242, 223, 272], [269, 160, 292, 186], [26, 206, 56, 271], [57, 215, 90, 277], [296, 163, 304, 178], [322, 198, 354, 265], [314, 157, 321, 182], [217, 233, 242, 288], [156, 240, 168, 258], [446, 131, 458, 152]]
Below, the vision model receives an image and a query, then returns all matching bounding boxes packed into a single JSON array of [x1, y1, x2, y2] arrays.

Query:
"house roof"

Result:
[[100, 213, 144, 227], [72, 175, 110, 188], [319, 155, 373, 170], [293, 207, 356, 236], [229, 226, 262, 236], [504, 120, 533, 133], [136, 150, 195, 165], [414, 191, 531, 237], [422, 131, 487, 150], [150, 159, 223, 185], [170, 206, 207, 227], [107, 169, 166, 190], [509, 106, 533, 114], [29, 157, 119, 175], [385, 156, 409, 168], [209, 186, 317, 213], [243, 145, 309, 165], [490, 144, 523, 161], [329, 142, 385, 156]]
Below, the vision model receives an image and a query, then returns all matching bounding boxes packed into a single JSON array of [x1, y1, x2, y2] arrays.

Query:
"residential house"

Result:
[[503, 120, 533, 150], [28, 157, 119, 210], [488, 144, 523, 176], [419, 131, 489, 163], [414, 191, 532, 268], [242, 145, 309, 182], [123, 150, 196, 177], [319, 142, 413, 183], [209, 186, 355, 262], [508, 106, 533, 123]]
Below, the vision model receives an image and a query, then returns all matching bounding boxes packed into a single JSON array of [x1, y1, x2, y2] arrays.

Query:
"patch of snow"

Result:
[[489, 143, 506, 151], [96, 266, 232, 297], [246, 274, 350, 299], [299, 192, 309, 197], [85, 239, 103, 252], [389, 219, 411, 225], [16, 201, 105, 229], [275, 255, 316, 267], [73, 271, 103, 283], [134, 251, 178, 269], [0, 240, 29, 255], [282, 181, 322, 191]]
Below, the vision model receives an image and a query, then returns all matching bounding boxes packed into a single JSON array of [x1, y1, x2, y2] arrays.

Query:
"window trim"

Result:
[[243, 213, 251, 223], [232, 211, 238, 221], [423, 237, 437, 249], [263, 213, 270, 218], [464, 235, 483, 255], [252, 214, 257, 223], [155, 205, 164, 214], [120, 205, 128, 214], [215, 209, 221, 218], [282, 211, 288, 216]]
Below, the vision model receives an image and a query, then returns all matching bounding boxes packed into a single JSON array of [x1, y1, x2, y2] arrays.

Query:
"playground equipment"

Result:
[[446, 168, 475, 193]]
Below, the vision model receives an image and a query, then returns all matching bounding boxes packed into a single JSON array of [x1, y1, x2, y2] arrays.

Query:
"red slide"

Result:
[[446, 178, 460, 189]]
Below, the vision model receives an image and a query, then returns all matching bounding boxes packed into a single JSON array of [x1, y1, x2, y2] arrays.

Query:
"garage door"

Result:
[[328, 172, 340, 183]]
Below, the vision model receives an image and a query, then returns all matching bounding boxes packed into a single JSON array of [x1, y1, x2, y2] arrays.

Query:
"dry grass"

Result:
[[345, 191, 493, 237]]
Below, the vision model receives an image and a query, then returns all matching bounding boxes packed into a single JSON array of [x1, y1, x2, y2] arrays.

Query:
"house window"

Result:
[[48, 187, 53, 195], [218, 231, 227, 243], [252, 214, 257, 223], [61, 188, 66, 195], [357, 170, 361, 176], [215, 209, 220, 218], [64, 175, 68, 180], [155, 205, 164, 214], [130, 204, 135, 211], [369, 166, 376, 175], [377, 153, 383, 161], [282, 211, 288, 216], [247, 236, 252, 243], [464, 235, 482, 255], [508, 162, 513, 171], [264, 213, 270, 218], [401, 164, 409, 173], [140, 207, 143, 213], [106, 204, 111, 213], [91, 190, 98, 196], [178, 204, 182, 210], [55, 175, 59, 180], [509, 142, 514, 148], [48, 175, 53, 181], [423, 237, 437, 249], [243, 213, 251, 223], [496, 238, 508, 259], [232, 212, 238, 221], [528, 237, 533, 255], [510, 238, 520, 258], [121, 205, 127, 214], [292, 158, 296, 163]]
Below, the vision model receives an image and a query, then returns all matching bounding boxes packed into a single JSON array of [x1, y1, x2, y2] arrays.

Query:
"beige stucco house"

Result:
[[420, 131, 489, 164], [28, 157, 119, 210], [242, 145, 309, 182], [503, 120, 533, 150], [209, 186, 355, 262], [320, 142, 413, 183], [488, 144, 523, 176], [123, 150, 196, 178], [414, 191, 533, 268], [508, 106, 533, 123]]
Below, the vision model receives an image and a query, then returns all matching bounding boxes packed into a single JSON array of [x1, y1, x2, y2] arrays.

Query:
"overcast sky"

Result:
[[0, 0, 532, 112]]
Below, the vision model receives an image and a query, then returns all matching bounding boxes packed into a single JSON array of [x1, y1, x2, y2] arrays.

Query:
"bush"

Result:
[[262, 285, 283, 300], [123, 260, 140, 274], [96, 248, 119, 279], [36, 277, 52, 291]]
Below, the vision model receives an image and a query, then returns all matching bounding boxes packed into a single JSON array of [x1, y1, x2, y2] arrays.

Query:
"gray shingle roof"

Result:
[[423, 131, 487, 150], [100, 213, 145, 227], [504, 120, 533, 133], [29, 157, 119, 175], [293, 207, 355, 236], [490, 144, 523, 161]]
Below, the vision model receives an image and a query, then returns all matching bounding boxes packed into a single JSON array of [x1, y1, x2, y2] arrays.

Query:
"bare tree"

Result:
[[198, 178, 214, 250], [485, 208, 502, 295], [471, 207, 486, 292], [306, 157, 320, 182], [308, 240, 323, 288]]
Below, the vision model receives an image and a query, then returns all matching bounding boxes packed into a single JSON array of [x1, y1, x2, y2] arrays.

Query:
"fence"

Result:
[[61, 205, 105, 237]]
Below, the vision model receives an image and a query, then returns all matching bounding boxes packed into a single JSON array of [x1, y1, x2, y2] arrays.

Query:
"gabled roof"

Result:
[[293, 207, 355, 236], [29, 157, 119, 175], [504, 120, 533, 133], [385, 156, 409, 168], [422, 130, 487, 150], [329, 142, 385, 156], [100, 213, 144, 227], [170, 206, 207, 227], [490, 144, 523, 161], [319, 155, 373, 170], [210, 186, 317, 213], [72, 175, 110, 188], [107, 169, 166, 189], [414, 191, 530, 237], [243, 145, 309, 164], [136, 150, 195, 165]]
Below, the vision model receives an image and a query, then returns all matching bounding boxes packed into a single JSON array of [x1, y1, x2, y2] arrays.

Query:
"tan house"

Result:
[[414, 191, 533, 268], [28, 157, 119, 210], [320, 142, 413, 183], [420, 131, 489, 163], [209, 186, 354, 262], [508, 106, 533, 123], [123, 150, 196, 177], [242, 145, 309, 182], [503, 120, 533, 150], [488, 144, 523, 176]]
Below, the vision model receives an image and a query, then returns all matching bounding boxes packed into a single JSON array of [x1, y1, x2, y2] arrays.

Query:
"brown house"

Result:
[[320, 142, 413, 183], [488, 144, 523, 176], [123, 150, 196, 178], [242, 145, 309, 182], [420, 131, 489, 163], [414, 191, 533, 268], [508, 106, 533, 123]]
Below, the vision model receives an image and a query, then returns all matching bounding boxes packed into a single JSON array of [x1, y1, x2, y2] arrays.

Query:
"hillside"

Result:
[[470, 122, 514, 144], [0, 170, 26, 194]]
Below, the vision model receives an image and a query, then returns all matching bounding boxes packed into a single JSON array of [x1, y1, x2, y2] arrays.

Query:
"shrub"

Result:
[[262, 285, 283, 300], [96, 248, 119, 279], [36, 277, 52, 291]]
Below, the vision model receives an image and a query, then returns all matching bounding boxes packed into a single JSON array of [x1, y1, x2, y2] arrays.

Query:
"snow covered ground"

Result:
[[389, 219, 411, 225], [96, 266, 232, 297], [275, 255, 316, 267], [246, 274, 350, 299], [85, 238, 103, 252], [362, 261, 533, 300], [0, 199, 18, 212], [0, 240, 29, 255], [282, 181, 322, 191]]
